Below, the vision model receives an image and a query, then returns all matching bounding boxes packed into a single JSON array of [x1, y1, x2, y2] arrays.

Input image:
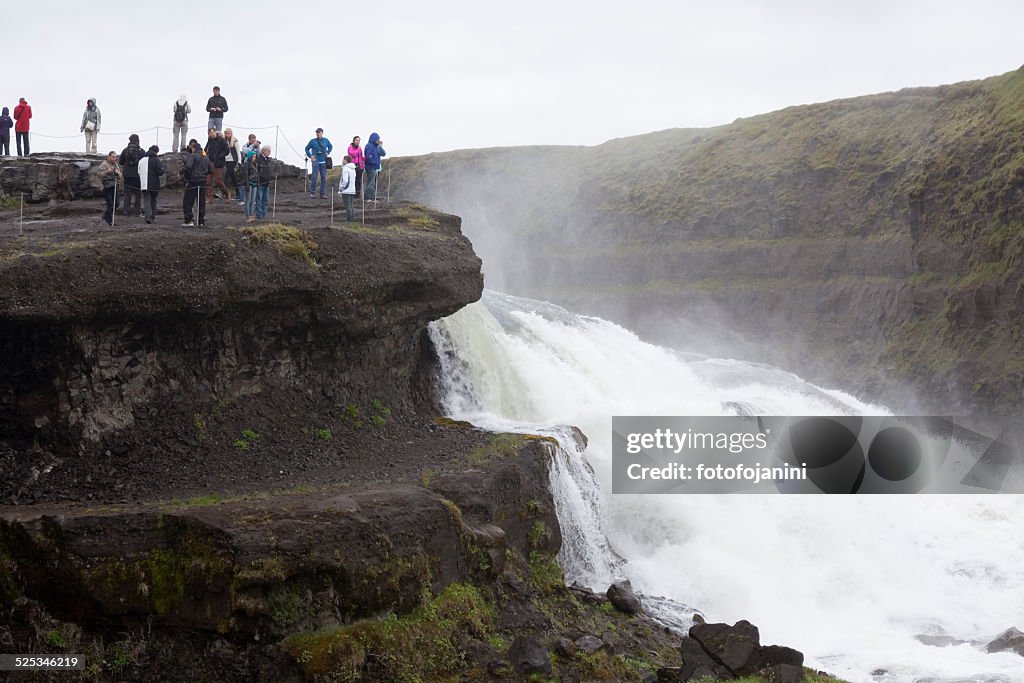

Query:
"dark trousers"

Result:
[[143, 191, 159, 223], [364, 167, 379, 200], [0, 136, 8, 155], [355, 167, 363, 197], [102, 186, 116, 225], [122, 175, 142, 214], [226, 161, 239, 196], [342, 193, 354, 221], [183, 184, 206, 224], [16, 132, 29, 156]]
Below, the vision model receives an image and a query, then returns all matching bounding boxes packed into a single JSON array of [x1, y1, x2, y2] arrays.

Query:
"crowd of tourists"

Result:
[[2, 86, 387, 227]]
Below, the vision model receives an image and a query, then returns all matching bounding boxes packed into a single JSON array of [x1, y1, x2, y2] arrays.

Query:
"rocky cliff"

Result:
[[389, 66, 1024, 421], [0, 188, 746, 682], [0, 201, 484, 503]]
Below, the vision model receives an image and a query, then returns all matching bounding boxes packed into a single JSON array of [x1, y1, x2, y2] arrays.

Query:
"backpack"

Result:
[[174, 102, 187, 122], [121, 145, 140, 168]]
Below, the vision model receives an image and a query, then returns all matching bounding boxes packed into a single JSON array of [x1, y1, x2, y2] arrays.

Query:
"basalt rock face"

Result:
[[0, 153, 304, 202], [390, 67, 1024, 419], [0, 437, 580, 681], [0, 204, 483, 479]]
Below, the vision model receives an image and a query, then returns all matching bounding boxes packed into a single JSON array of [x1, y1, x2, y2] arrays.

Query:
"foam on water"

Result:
[[429, 290, 1024, 683]]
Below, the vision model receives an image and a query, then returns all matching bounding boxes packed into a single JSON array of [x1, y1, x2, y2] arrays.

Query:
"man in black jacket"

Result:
[[119, 134, 144, 216], [204, 128, 230, 201], [138, 145, 166, 225], [206, 86, 228, 132], [181, 139, 211, 227]]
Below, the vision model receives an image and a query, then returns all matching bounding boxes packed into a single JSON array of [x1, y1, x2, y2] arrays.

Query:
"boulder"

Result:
[[677, 636, 733, 681], [0, 153, 304, 202], [554, 636, 578, 658], [509, 635, 552, 675], [986, 626, 1024, 657], [763, 663, 805, 683], [689, 619, 760, 672], [685, 620, 805, 680], [575, 635, 604, 654], [607, 579, 643, 615]]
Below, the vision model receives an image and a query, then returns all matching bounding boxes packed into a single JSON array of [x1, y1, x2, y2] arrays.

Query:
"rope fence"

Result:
[[6, 124, 394, 229], [19, 123, 306, 166]]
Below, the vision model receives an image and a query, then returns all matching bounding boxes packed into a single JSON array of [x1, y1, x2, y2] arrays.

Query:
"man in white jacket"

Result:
[[338, 155, 357, 222]]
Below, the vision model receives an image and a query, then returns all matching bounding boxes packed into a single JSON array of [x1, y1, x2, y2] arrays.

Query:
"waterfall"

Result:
[[429, 289, 1024, 683]]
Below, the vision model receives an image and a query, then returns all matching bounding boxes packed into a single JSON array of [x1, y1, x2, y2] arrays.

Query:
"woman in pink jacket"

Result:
[[347, 136, 365, 198]]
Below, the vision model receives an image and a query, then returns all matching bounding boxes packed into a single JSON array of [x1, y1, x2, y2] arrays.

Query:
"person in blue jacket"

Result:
[[304, 128, 333, 199], [363, 132, 386, 201]]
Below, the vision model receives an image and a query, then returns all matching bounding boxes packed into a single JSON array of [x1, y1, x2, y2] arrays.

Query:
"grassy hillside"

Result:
[[391, 67, 1024, 417]]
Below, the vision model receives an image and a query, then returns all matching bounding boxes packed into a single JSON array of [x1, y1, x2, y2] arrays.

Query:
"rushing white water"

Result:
[[429, 290, 1024, 683]]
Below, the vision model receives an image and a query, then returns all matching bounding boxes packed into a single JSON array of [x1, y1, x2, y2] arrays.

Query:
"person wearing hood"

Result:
[[338, 155, 357, 222], [137, 145, 166, 225], [81, 98, 102, 154], [172, 94, 191, 153], [13, 98, 31, 156], [119, 134, 145, 216], [0, 108, 12, 156], [363, 132, 386, 201]]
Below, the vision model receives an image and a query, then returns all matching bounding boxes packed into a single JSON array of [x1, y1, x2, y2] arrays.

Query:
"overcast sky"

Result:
[[7, 0, 1023, 166]]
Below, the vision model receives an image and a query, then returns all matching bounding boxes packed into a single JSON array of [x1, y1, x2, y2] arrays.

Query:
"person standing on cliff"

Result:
[[338, 155, 357, 221], [0, 107, 12, 156], [119, 134, 144, 216], [172, 94, 191, 153], [206, 86, 228, 132], [13, 98, 31, 156], [363, 133, 386, 201], [239, 133, 260, 206], [242, 146, 259, 222], [96, 151, 122, 226], [347, 135, 364, 198], [137, 145, 166, 225], [304, 128, 333, 199], [223, 128, 242, 203], [81, 98, 101, 154], [181, 139, 211, 227], [255, 145, 273, 219], [204, 128, 230, 201]]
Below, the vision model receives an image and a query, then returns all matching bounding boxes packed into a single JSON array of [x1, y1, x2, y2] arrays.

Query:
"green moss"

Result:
[[234, 556, 290, 585], [573, 650, 663, 682], [281, 582, 494, 681], [467, 433, 523, 465], [146, 532, 231, 616], [527, 552, 564, 595], [238, 223, 319, 265], [433, 416, 475, 429], [148, 549, 186, 615], [0, 552, 22, 607], [267, 583, 311, 627], [527, 521, 552, 550]]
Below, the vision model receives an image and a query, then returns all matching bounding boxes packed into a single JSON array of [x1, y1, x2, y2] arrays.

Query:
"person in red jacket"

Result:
[[13, 98, 31, 156]]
